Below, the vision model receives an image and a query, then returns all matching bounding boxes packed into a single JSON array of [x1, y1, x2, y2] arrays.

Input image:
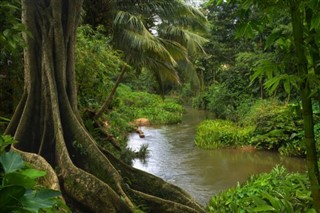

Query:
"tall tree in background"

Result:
[[5, 0, 205, 212], [221, 0, 320, 210]]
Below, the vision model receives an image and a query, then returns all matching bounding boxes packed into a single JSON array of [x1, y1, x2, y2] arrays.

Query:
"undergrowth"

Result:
[[208, 166, 314, 212]]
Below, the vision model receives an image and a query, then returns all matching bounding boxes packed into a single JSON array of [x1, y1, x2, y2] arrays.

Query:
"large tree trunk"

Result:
[[290, 1, 320, 211], [5, 1, 205, 212]]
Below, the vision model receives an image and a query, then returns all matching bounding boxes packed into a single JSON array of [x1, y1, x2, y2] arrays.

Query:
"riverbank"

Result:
[[127, 107, 306, 205]]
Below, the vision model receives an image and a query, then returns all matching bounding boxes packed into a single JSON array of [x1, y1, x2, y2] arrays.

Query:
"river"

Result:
[[127, 107, 306, 205]]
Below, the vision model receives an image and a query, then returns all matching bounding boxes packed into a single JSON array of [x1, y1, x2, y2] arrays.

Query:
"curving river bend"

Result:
[[127, 107, 306, 205]]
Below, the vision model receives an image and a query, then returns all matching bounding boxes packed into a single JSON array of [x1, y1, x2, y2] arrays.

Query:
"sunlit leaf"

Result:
[[20, 169, 46, 179], [253, 205, 276, 211], [3, 172, 36, 188]]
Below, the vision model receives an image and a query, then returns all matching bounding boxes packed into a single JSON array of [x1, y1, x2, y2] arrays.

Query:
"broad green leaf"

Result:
[[35, 189, 61, 200], [0, 185, 25, 210], [250, 196, 266, 206], [311, 15, 320, 30], [264, 77, 281, 94], [0, 152, 24, 173], [20, 190, 59, 212], [20, 169, 46, 179], [253, 204, 276, 211], [265, 32, 279, 50], [3, 172, 36, 188], [236, 21, 256, 39], [261, 192, 281, 210], [283, 79, 290, 94], [216, 0, 223, 5]]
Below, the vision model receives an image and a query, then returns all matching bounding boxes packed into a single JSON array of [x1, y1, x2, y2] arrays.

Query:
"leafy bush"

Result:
[[247, 100, 302, 152], [75, 25, 125, 111], [194, 120, 254, 149], [192, 83, 255, 122], [208, 166, 314, 212], [111, 85, 184, 125], [0, 135, 63, 212], [279, 121, 320, 157], [96, 85, 184, 152]]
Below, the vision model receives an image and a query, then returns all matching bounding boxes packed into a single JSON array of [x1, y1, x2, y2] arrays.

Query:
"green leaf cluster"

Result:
[[0, 135, 62, 212], [0, 0, 26, 52], [194, 98, 320, 157], [247, 100, 312, 156], [91, 85, 184, 148], [195, 119, 254, 149], [75, 25, 126, 111], [208, 166, 314, 212], [112, 85, 184, 125]]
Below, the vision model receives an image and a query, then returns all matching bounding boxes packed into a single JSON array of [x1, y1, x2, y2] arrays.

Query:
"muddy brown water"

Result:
[[127, 107, 306, 205]]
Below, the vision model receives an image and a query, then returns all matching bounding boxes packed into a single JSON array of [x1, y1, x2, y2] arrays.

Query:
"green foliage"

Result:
[[0, 0, 25, 121], [192, 82, 255, 122], [248, 100, 302, 152], [195, 120, 254, 149], [192, 84, 236, 119], [208, 166, 314, 212], [75, 25, 125, 111], [112, 85, 184, 125], [0, 134, 15, 152], [93, 85, 184, 156], [0, 135, 63, 212], [194, 98, 318, 157], [0, 0, 25, 52]]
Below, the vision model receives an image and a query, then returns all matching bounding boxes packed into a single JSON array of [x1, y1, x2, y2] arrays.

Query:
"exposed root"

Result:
[[54, 125, 133, 212], [11, 146, 60, 191], [99, 146, 206, 213], [130, 189, 201, 213]]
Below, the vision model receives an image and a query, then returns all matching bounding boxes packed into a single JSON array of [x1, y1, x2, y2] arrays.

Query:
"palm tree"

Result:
[[93, 0, 208, 119]]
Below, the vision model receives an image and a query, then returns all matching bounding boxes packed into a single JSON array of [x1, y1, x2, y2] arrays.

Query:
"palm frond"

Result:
[[159, 25, 208, 55], [114, 11, 178, 66], [158, 38, 189, 62]]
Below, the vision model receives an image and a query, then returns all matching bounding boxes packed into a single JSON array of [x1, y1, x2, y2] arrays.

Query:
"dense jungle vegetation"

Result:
[[0, 0, 319, 212]]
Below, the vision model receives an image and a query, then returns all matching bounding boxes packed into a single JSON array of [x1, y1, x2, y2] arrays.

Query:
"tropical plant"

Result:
[[195, 119, 254, 149], [0, 135, 62, 212], [75, 25, 125, 111], [84, 0, 209, 120], [0, 0, 24, 120], [215, 0, 320, 208], [208, 166, 314, 212]]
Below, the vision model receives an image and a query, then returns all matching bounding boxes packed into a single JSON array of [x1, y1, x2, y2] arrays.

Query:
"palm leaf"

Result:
[[159, 25, 208, 55]]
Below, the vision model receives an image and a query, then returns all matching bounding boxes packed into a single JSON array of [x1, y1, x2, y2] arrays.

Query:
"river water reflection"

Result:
[[127, 107, 306, 205]]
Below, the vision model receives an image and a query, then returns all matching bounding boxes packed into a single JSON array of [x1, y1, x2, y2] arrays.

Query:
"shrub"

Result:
[[247, 100, 302, 152], [75, 25, 125, 111], [192, 83, 254, 122], [194, 120, 254, 149], [0, 135, 64, 212], [111, 85, 183, 125], [208, 166, 314, 212]]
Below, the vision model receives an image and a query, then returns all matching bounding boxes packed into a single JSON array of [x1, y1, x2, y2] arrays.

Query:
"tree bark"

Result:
[[5, 1, 205, 212], [290, 1, 320, 211]]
